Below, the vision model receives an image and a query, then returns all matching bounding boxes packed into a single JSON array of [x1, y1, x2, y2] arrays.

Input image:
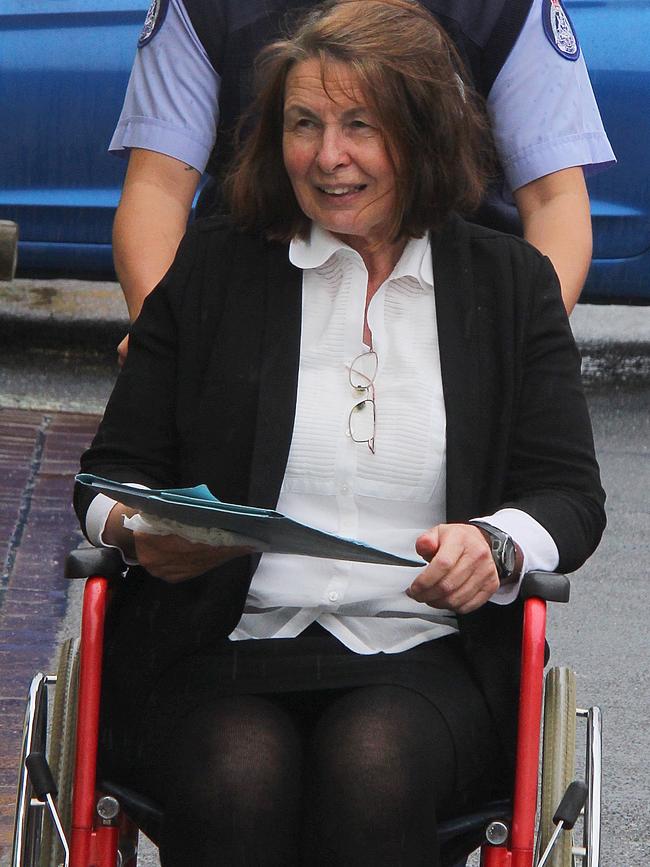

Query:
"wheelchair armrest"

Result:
[[65, 547, 125, 581], [519, 571, 570, 603]]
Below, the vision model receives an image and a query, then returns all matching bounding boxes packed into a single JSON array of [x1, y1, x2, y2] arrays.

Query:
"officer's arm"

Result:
[[113, 148, 200, 323], [514, 167, 592, 314]]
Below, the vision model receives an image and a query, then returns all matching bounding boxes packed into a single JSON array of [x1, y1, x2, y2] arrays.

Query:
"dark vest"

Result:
[[183, 0, 533, 229]]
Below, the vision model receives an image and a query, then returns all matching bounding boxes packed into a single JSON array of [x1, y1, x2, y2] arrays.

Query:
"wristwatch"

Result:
[[471, 521, 524, 586]]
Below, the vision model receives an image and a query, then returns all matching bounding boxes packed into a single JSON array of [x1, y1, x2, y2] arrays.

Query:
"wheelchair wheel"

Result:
[[538, 666, 577, 867], [39, 638, 80, 867]]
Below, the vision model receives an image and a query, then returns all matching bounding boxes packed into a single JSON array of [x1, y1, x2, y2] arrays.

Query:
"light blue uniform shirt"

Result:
[[110, 0, 615, 192]]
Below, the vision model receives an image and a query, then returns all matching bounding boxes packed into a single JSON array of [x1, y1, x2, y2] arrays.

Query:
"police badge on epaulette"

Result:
[[138, 0, 170, 48], [542, 0, 580, 61]]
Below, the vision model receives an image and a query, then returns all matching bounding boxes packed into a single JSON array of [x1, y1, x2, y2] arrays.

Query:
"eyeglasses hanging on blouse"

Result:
[[348, 349, 378, 454]]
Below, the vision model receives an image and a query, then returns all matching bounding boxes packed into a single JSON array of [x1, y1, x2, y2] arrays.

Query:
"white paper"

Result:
[[123, 512, 270, 552]]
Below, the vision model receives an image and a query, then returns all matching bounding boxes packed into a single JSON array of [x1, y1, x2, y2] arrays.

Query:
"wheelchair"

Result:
[[11, 547, 602, 867]]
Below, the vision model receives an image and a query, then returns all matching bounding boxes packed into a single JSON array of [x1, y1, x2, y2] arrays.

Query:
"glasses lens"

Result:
[[349, 398, 376, 444], [349, 350, 378, 390]]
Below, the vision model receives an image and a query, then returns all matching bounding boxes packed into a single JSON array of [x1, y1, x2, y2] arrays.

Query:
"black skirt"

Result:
[[103, 623, 510, 802]]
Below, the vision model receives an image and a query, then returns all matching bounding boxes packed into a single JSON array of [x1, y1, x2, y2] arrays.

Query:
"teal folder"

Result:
[[76, 474, 423, 567]]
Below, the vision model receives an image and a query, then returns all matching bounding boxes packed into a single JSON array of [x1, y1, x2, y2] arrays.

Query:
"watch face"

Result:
[[475, 522, 515, 578], [503, 539, 516, 574]]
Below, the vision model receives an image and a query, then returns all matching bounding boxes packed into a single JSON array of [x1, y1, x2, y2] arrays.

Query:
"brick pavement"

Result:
[[0, 408, 99, 860]]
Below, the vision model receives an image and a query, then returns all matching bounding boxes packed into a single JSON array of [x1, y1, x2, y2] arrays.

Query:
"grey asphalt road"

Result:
[[2, 348, 647, 864], [0, 346, 117, 415]]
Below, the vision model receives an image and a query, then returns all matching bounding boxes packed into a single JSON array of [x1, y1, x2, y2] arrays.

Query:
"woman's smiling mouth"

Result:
[[316, 184, 367, 197]]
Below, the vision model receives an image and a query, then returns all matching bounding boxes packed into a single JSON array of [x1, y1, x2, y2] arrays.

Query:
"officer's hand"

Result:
[[406, 523, 499, 614], [117, 334, 129, 367]]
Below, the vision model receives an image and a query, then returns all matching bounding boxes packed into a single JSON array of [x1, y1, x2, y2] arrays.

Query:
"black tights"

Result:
[[152, 685, 465, 866]]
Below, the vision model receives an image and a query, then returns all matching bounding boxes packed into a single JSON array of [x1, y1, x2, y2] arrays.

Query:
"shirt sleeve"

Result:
[[471, 507, 560, 605], [84, 487, 150, 566], [109, 0, 220, 172], [487, 0, 616, 192]]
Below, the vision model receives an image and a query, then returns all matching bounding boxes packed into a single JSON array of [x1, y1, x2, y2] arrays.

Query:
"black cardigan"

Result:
[[75, 213, 605, 771]]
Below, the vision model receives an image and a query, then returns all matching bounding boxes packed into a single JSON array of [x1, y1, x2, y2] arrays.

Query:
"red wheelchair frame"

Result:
[[12, 548, 601, 867]]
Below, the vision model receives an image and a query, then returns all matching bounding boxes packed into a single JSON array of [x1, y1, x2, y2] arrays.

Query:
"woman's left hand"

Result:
[[407, 523, 499, 614]]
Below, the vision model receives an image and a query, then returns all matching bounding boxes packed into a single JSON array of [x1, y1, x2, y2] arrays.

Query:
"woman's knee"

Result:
[[167, 695, 303, 823], [308, 685, 455, 814]]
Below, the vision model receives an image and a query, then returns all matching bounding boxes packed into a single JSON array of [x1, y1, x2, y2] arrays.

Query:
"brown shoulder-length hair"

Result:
[[224, 0, 494, 243]]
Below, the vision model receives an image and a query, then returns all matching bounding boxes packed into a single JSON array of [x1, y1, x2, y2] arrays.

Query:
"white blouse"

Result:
[[87, 225, 559, 654], [230, 226, 558, 653]]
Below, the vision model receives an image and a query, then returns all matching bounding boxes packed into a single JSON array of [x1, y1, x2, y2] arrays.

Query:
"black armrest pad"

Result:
[[65, 547, 125, 580], [520, 571, 570, 603]]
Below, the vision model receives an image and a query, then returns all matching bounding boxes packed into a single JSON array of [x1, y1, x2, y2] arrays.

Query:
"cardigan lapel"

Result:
[[432, 215, 483, 522], [247, 241, 303, 510]]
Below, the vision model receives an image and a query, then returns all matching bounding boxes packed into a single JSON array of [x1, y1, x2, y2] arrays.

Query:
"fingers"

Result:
[[117, 334, 129, 367], [415, 525, 439, 562], [408, 524, 499, 614], [133, 532, 253, 583]]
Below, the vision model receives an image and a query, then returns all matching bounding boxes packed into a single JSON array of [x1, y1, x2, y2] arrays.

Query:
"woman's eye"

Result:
[[296, 117, 317, 129], [349, 119, 377, 134]]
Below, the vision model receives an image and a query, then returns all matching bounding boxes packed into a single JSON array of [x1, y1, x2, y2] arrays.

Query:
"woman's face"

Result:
[[282, 58, 397, 251]]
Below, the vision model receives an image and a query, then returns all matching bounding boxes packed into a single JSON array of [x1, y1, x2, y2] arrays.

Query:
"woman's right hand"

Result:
[[104, 502, 253, 583], [133, 530, 254, 583]]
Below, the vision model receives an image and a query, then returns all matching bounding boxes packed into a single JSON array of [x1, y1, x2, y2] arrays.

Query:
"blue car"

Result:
[[0, 0, 147, 277], [570, 0, 650, 301], [1, 0, 648, 300]]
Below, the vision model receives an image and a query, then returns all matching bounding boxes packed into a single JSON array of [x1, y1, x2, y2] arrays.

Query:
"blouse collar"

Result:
[[289, 224, 433, 290]]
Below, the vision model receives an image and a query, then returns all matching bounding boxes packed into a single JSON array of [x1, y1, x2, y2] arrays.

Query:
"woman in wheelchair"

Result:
[[74, 1, 605, 864]]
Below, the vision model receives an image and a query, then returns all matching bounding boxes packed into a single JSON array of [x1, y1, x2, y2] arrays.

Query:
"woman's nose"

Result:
[[316, 127, 351, 172]]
